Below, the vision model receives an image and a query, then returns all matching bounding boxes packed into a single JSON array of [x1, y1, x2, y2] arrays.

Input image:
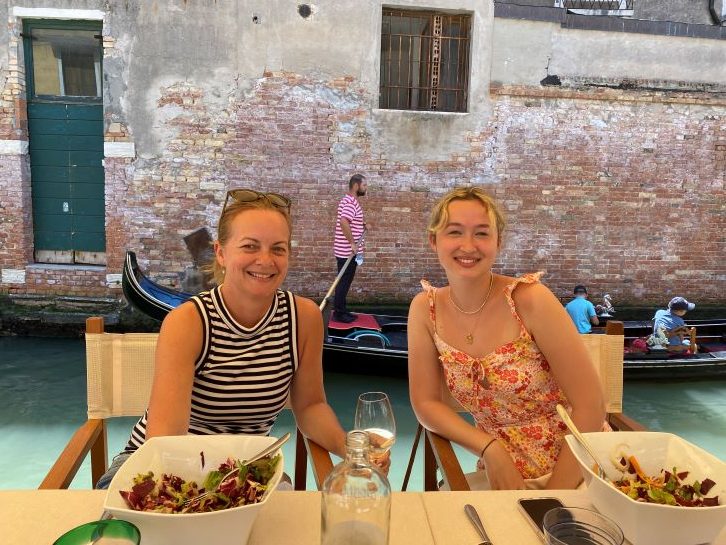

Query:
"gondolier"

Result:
[[333, 173, 368, 323]]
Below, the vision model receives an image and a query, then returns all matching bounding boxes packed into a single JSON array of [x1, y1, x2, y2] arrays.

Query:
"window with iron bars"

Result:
[[380, 8, 472, 113], [553, 0, 634, 16]]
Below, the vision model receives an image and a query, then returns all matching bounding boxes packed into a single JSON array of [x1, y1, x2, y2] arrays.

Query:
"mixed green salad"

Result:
[[120, 454, 280, 514], [609, 452, 719, 507]]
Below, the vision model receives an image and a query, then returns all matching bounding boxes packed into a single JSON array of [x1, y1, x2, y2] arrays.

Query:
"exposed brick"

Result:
[[1, 71, 724, 306]]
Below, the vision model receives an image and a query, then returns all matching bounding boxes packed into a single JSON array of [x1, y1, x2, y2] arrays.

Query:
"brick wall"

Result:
[[486, 85, 724, 304], [1, 71, 724, 306]]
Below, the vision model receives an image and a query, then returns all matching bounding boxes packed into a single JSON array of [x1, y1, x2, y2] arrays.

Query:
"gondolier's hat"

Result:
[[668, 297, 695, 312]]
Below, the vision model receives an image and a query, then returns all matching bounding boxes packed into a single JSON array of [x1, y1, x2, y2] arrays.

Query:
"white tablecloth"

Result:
[[1, 489, 724, 545]]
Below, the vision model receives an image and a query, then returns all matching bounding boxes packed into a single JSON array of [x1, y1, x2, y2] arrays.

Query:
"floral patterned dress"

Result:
[[422, 272, 570, 479]]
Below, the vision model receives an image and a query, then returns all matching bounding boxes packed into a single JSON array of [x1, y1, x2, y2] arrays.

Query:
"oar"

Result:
[[319, 230, 366, 312]]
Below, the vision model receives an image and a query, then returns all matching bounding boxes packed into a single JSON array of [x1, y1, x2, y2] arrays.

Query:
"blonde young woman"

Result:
[[96, 189, 347, 488], [407, 187, 605, 490]]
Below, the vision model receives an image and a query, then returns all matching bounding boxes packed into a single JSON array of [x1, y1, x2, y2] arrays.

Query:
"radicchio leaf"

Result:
[[700, 478, 716, 495]]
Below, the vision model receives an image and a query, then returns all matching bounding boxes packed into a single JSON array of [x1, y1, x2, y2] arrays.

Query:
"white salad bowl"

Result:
[[105, 434, 284, 545], [566, 431, 726, 545]]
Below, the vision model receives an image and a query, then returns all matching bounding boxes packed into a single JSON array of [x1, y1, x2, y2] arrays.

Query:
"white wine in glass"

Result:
[[354, 392, 396, 464]]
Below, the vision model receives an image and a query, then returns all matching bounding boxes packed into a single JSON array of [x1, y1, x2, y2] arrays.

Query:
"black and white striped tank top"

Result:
[[124, 286, 298, 452]]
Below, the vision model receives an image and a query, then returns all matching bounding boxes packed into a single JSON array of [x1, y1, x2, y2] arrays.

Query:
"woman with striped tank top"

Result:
[[96, 189, 347, 488]]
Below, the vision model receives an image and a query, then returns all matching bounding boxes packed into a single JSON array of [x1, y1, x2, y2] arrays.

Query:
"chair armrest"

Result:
[[608, 412, 647, 432], [39, 419, 105, 489], [425, 429, 470, 491], [303, 435, 335, 490]]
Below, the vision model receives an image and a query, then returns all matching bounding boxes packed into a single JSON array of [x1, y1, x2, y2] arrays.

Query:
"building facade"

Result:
[[0, 0, 724, 309]]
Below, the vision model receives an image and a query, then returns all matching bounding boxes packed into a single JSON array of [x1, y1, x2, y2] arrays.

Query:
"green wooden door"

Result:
[[28, 103, 104, 252], [23, 20, 104, 264]]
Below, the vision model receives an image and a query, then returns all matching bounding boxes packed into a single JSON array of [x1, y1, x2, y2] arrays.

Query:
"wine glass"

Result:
[[354, 392, 396, 464]]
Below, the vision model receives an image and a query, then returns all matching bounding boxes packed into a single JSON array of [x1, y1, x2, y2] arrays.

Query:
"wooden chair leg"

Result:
[[294, 428, 308, 491], [304, 436, 335, 490], [423, 430, 439, 491], [401, 423, 423, 491], [426, 430, 470, 491], [90, 419, 108, 487]]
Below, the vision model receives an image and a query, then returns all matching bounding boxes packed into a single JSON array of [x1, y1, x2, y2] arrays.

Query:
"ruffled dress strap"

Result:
[[503, 272, 545, 336], [419, 279, 438, 333]]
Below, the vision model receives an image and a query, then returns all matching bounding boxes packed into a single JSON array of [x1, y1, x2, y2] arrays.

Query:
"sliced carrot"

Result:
[[628, 455, 649, 481]]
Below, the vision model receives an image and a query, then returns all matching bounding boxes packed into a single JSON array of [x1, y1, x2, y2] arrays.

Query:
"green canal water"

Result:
[[1, 336, 724, 490]]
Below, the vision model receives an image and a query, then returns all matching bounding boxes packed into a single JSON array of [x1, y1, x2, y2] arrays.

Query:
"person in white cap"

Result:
[[653, 296, 696, 348]]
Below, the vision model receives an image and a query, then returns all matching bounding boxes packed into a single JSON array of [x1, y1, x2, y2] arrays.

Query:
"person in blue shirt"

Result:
[[653, 296, 695, 347], [565, 285, 599, 334]]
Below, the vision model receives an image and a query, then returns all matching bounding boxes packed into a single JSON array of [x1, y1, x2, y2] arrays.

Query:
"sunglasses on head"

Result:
[[222, 188, 291, 213]]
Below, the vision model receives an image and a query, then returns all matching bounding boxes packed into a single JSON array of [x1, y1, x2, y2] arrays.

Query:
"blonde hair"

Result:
[[208, 198, 292, 285], [427, 186, 506, 244]]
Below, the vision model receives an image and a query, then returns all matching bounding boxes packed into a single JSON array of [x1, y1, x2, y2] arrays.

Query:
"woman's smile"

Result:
[[454, 254, 481, 267], [247, 270, 276, 280]]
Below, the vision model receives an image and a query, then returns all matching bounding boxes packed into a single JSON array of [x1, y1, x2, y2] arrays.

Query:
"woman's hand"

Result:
[[371, 450, 391, 475], [365, 430, 392, 475], [478, 441, 525, 490]]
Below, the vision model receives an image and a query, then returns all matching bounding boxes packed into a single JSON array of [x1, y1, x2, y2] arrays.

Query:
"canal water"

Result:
[[1, 335, 724, 490]]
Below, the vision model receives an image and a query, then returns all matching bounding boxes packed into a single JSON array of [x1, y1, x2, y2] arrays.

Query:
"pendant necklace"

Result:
[[448, 273, 495, 344]]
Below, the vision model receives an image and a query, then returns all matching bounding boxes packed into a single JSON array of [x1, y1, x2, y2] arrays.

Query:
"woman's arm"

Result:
[[289, 296, 347, 458], [515, 282, 606, 489], [145, 302, 202, 438], [408, 292, 525, 489]]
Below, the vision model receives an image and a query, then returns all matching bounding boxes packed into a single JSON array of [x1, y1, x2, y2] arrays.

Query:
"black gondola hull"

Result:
[[122, 250, 726, 379]]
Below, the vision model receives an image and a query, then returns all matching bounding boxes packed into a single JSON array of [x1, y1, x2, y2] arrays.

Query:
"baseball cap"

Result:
[[668, 297, 695, 312]]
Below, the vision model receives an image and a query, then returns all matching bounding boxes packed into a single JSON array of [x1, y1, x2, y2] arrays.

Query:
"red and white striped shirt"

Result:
[[334, 194, 365, 258]]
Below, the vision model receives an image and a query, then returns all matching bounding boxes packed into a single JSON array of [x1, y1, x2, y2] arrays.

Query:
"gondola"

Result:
[[122, 251, 195, 322], [122, 251, 726, 379]]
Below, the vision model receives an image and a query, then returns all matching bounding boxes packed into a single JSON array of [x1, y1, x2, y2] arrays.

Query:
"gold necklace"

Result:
[[449, 274, 495, 344]]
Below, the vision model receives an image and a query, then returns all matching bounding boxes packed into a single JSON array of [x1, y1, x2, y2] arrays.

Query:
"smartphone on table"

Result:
[[518, 497, 565, 539]]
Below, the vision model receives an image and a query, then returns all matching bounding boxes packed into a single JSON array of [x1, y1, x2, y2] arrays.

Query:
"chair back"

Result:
[[580, 333, 624, 414], [85, 328, 158, 419], [85, 316, 296, 418]]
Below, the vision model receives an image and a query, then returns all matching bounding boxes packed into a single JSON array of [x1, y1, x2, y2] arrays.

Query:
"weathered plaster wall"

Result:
[[0, 0, 724, 308], [635, 0, 715, 25], [491, 18, 726, 86], [109, 0, 493, 163]]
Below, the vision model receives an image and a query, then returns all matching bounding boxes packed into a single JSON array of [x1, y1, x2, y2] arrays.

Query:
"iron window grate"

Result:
[[380, 9, 472, 113]]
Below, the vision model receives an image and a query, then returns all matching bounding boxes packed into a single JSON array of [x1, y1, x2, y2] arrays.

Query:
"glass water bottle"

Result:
[[321, 430, 391, 545]]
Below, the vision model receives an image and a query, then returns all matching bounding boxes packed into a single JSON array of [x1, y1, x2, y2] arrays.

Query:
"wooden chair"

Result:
[[404, 321, 646, 491], [39, 316, 334, 490]]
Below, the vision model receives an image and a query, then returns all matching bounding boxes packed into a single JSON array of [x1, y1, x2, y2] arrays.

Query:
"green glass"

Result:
[[53, 519, 140, 545]]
